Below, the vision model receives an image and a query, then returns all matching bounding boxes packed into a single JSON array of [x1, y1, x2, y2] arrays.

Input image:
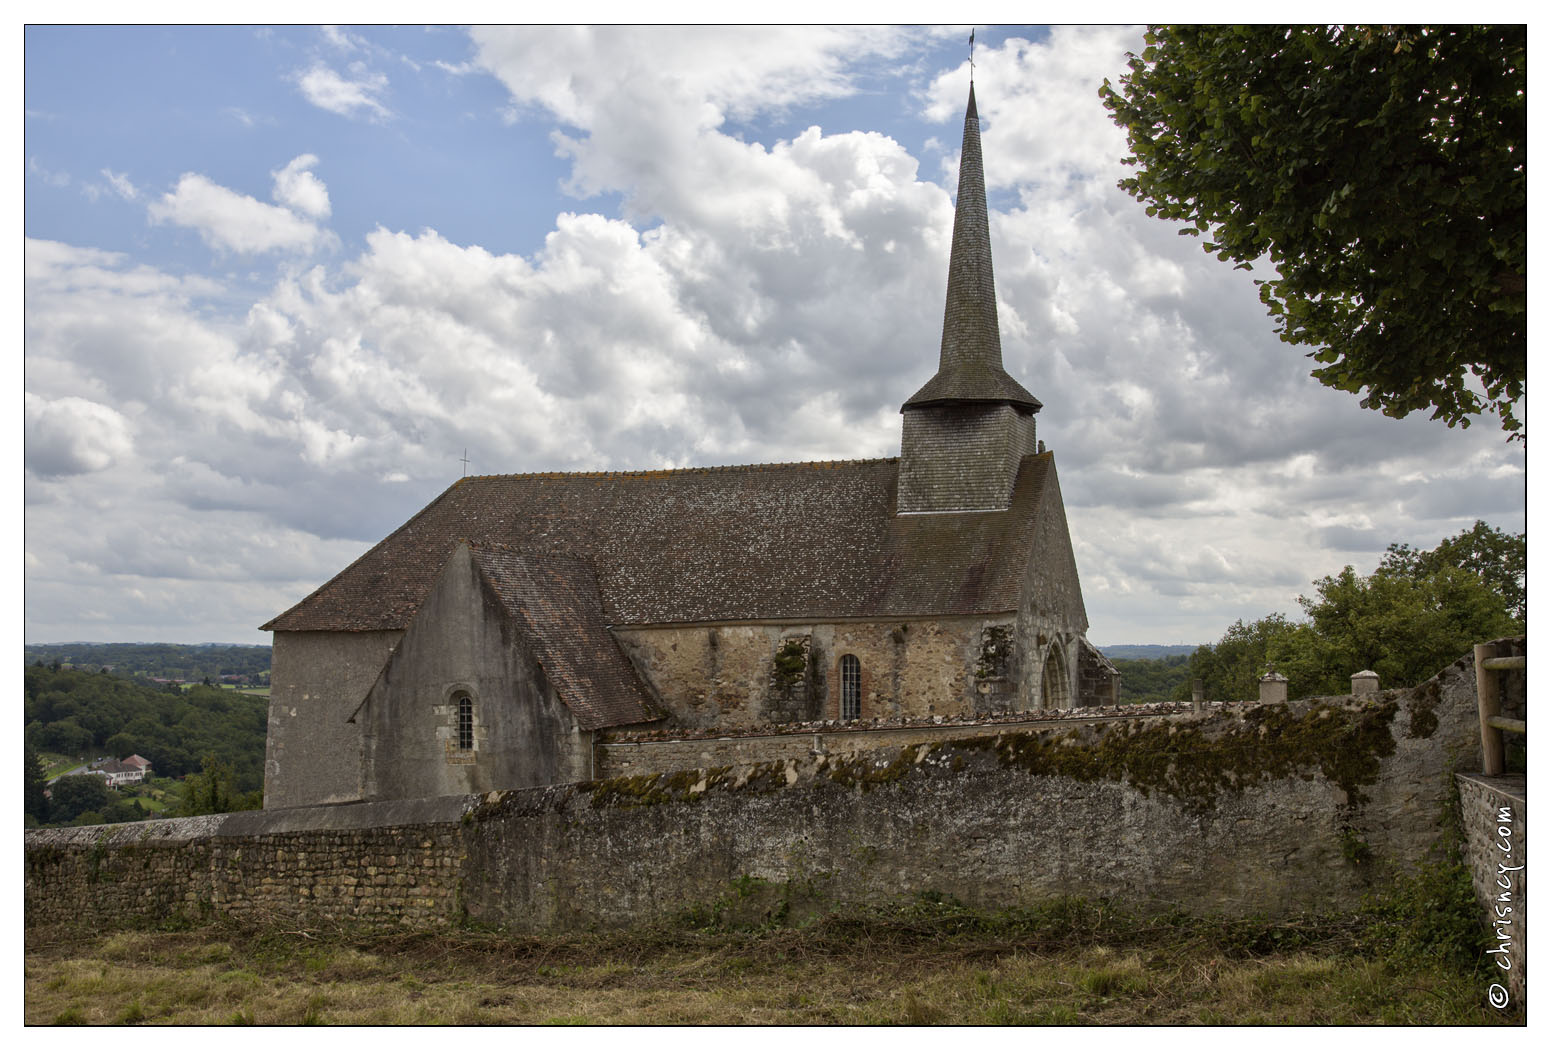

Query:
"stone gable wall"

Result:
[[361, 546, 592, 800], [266, 630, 404, 809], [27, 652, 1487, 934]]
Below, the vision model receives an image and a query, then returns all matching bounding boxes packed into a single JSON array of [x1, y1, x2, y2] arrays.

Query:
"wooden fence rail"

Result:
[[1474, 643, 1527, 776]]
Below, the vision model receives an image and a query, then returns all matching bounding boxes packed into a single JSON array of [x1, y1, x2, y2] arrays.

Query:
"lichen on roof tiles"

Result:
[[263, 454, 1055, 633], [467, 546, 660, 730]]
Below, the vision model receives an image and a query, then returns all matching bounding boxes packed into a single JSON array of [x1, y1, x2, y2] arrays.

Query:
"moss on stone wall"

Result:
[[824, 748, 919, 790], [1404, 681, 1441, 740], [583, 700, 1403, 813], [987, 700, 1399, 811], [975, 626, 1012, 679], [771, 639, 808, 690], [587, 766, 741, 808], [28, 671, 1484, 936]]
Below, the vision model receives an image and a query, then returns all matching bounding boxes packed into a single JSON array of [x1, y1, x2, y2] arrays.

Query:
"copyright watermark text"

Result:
[[1484, 803, 1521, 1012]]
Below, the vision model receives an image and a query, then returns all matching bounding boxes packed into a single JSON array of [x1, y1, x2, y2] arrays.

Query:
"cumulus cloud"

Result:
[[474, 26, 908, 129], [271, 154, 330, 219], [25, 394, 134, 476], [471, 27, 916, 213], [22, 27, 1525, 646], [148, 172, 331, 255], [465, 26, 959, 450], [927, 26, 1139, 195], [295, 63, 390, 120]]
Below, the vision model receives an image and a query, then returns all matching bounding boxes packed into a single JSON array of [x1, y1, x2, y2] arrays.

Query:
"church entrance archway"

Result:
[[1042, 645, 1071, 710]]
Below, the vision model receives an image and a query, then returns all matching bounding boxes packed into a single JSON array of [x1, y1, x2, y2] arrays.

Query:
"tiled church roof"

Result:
[[263, 453, 1057, 633], [903, 84, 1041, 413], [267, 83, 1060, 641], [466, 546, 661, 730]]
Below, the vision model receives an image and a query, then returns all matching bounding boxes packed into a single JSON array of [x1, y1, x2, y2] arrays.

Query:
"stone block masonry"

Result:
[[26, 651, 1490, 933], [1456, 772, 1527, 1011], [25, 798, 470, 930]]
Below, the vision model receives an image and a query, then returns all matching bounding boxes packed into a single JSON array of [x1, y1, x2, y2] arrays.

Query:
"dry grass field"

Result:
[[23, 894, 1518, 1026]]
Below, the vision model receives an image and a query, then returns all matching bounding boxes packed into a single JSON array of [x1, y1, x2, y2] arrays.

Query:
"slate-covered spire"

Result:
[[902, 84, 1041, 413]]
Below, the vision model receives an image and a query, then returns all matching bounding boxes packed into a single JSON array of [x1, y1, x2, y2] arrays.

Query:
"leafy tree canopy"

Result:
[[1175, 614, 1325, 704], [25, 747, 50, 825], [1110, 654, 1191, 704], [1378, 519, 1524, 620], [1178, 520, 1523, 702], [47, 775, 114, 825], [177, 754, 262, 817], [1298, 563, 1518, 690], [1101, 25, 1526, 435]]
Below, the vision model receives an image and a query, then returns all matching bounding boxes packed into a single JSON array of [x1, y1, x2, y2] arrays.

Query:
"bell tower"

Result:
[[898, 84, 1042, 514]]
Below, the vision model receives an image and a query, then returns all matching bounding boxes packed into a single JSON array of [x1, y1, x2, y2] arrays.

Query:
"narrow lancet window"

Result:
[[840, 655, 862, 720], [457, 693, 474, 751]]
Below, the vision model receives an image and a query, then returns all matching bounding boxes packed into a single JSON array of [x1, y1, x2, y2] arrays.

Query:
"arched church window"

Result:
[[456, 693, 474, 751], [840, 655, 861, 720]]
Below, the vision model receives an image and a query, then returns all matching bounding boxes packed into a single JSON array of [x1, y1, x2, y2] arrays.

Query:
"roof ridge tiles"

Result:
[[266, 445, 1061, 633], [456, 456, 901, 482]]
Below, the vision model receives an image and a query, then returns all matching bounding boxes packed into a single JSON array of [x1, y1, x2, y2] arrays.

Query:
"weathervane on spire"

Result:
[[969, 28, 975, 81]]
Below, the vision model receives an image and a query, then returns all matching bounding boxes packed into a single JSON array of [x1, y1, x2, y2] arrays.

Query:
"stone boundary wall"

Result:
[[26, 652, 1489, 933], [1456, 772, 1527, 1010], [25, 798, 470, 930]]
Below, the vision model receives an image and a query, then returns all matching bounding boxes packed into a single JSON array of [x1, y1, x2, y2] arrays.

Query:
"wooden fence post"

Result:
[[1474, 641, 1505, 776]]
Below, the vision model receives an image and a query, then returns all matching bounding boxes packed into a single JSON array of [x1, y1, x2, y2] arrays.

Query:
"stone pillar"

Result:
[[1258, 670, 1289, 705], [1191, 679, 1204, 712], [1350, 670, 1379, 696]]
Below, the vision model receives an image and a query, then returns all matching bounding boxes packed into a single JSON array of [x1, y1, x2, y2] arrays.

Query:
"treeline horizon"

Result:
[[24, 642, 271, 684], [1172, 521, 1523, 705]]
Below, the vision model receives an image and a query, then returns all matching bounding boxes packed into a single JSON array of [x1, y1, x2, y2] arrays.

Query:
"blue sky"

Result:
[[27, 26, 568, 277], [22, 25, 1526, 647], [27, 26, 1034, 268]]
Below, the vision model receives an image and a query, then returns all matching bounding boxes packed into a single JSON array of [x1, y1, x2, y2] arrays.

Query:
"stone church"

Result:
[[261, 85, 1118, 809]]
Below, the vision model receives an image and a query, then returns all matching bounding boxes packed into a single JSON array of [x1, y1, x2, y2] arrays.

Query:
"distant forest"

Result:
[[1110, 655, 1192, 705], [1100, 644, 1197, 661], [24, 643, 270, 685], [24, 664, 267, 792]]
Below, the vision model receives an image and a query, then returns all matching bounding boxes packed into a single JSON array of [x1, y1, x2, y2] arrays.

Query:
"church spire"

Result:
[[902, 84, 1041, 413]]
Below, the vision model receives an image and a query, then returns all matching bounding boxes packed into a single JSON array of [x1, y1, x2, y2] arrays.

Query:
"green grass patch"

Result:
[[41, 753, 86, 780], [23, 891, 1519, 1025]]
